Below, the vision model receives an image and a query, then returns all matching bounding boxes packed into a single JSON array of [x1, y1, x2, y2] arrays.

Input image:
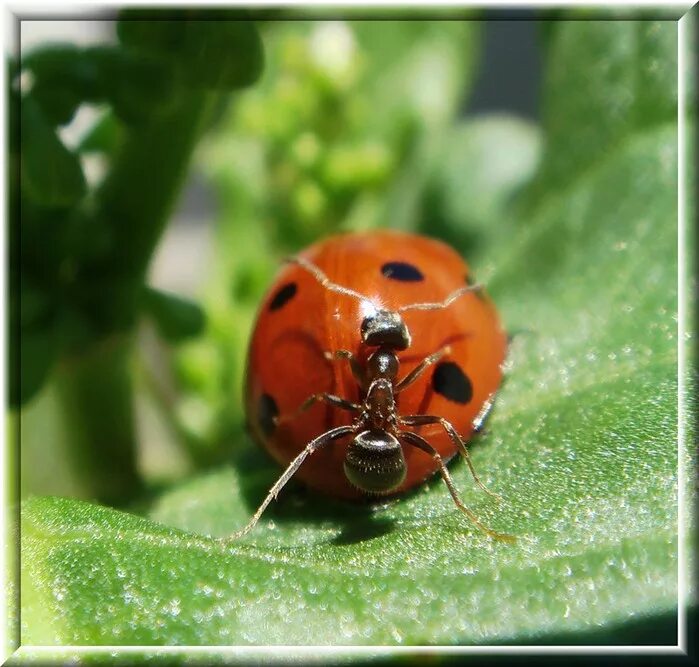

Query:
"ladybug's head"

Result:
[[360, 309, 411, 351]]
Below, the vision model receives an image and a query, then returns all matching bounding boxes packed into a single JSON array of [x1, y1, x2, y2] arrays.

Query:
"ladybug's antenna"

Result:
[[287, 256, 373, 305], [398, 284, 484, 313]]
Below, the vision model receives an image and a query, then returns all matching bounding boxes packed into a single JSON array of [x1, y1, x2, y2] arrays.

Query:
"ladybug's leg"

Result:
[[275, 393, 359, 427], [472, 394, 495, 435], [230, 425, 356, 539], [325, 349, 367, 390], [394, 346, 452, 394], [399, 414, 502, 502], [399, 430, 515, 543]]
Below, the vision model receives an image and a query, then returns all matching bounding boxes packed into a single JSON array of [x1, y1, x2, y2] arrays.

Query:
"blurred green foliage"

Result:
[[14, 11, 263, 501]]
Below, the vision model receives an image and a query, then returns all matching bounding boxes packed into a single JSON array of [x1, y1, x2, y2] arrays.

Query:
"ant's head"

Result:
[[360, 309, 411, 351], [289, 254, 475, 354]]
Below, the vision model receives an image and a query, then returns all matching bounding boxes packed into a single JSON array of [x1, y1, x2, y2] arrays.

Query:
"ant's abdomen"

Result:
[[344, 430, 407, 495]]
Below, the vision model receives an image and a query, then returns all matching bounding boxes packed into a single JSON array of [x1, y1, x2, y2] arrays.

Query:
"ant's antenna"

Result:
[[288, 255, 485, 314], [286, 256, 373, 304], [398, 284, 485, 313]]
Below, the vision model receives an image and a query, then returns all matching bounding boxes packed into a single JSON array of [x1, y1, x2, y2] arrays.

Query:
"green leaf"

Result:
[[117, 11, 264, 90], [18, 283, 53, 330], [88, 47, 180, 124], [20, 96, 86, 207], [78, 110, 124, 154], [22, 43, 182, 125], [20, 18, 681, 645], [21, 44, 102, 124], [529, 20, 677, 202], [421, 114, 541, 256], [22, 44, 101, 97], [29, 80, 82, 126], [12, 323, 59, 408], [142, 286, 206, 342]]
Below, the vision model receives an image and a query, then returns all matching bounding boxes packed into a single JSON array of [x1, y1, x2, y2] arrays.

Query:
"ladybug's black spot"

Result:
[[381, 261, 424, 282], [432, 362, 472, 404], [269, 282, 297, 311], [258, 393, 279, 437]]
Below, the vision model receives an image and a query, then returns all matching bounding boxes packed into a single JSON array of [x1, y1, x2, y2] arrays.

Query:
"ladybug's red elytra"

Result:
[[237, 230, 513, 541]]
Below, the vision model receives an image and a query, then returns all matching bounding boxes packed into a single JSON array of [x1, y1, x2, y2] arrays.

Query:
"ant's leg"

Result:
[[324, 349, 366, 390], [399, 414, 501, 501], [399, 431, 515, 543], [395, 346, 452, 394], [275, 392, 360, 427], [230, 425, 355, 539]]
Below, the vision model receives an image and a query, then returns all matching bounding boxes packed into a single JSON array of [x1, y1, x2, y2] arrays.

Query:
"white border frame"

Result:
[[2, 1, 694, 662]]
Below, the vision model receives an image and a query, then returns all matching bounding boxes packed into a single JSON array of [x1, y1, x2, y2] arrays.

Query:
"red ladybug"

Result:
[[239, 230, 512, 541]]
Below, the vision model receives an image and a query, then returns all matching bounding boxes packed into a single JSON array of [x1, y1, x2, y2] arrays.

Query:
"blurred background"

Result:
[[15, 14, 545, 505]]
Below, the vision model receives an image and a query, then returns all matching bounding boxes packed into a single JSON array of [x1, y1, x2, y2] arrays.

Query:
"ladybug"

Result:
[[238, 230, 513, 541]]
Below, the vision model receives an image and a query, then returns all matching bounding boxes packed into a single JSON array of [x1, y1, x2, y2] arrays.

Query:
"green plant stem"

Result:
[[97, 91, 215, 280], [56, 336, 141, 505], [135, 351, 200, 466], [58, 91, 218, 504]]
